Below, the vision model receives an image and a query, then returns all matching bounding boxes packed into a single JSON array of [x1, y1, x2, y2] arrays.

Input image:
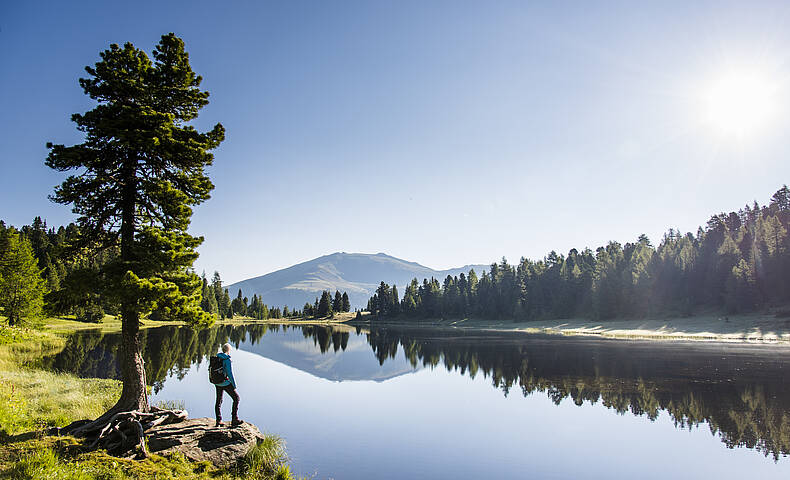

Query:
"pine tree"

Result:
[[318, 290, 333, 317], [333, 290, 343, 312], [45, 34, 224, 417], [200, 275, 218, 316], [0, 231, 46, 325], [391, 284, 400, 315], [211, 271, 223, 316], [341, 292, 350, 312], [375, 282, 392, 317], [220, 288, 231, 319], [232, 289, 245, 317]]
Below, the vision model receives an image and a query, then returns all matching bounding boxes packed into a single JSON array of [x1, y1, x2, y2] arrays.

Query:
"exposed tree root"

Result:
[[51, 407, 188, 459]]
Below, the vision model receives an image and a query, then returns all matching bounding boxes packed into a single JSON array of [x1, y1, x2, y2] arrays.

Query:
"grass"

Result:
[[235, 436, 293, 480], [0, 370, 119, 434], [3, 436, 297, 480], [35, 313, 290, 335], [153, 399, 186, 411], [0, 322, 303, 480], [262, 311, 360, 325]]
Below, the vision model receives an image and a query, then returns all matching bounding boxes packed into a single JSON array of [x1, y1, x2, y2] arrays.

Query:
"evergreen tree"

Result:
[[375, 282, 392, 317], [402, 278, 420, 315], [220, 287, 231, 319], [45, 34, 224, 416], [211, 271, 224, 316], [200, 274, 218, 316], [341, 291, 350, 312], [333, 290, 343, 312], [231, 289, 246, 317], [318, 290, 333, 317], [391, 284, 400, 316], [0, 231, 46, 325]]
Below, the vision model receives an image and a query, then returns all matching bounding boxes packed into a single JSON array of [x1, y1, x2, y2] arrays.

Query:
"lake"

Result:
[[43, 323, 790, 479]]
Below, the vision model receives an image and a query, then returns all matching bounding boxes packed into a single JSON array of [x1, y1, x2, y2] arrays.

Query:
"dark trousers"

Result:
[[215, 384, 240, 421]]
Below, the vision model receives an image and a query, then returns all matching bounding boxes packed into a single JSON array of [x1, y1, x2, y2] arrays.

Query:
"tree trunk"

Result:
[[116, 305, 149, 412], [77, 159, 149, 429], [113, 159, 148, 414]]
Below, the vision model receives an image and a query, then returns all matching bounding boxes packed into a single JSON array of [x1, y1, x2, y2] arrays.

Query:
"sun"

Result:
[[704, 71, 776, 137]]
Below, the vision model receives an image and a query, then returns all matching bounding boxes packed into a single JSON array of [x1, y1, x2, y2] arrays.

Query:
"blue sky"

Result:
[[2, 1, 789, 283]]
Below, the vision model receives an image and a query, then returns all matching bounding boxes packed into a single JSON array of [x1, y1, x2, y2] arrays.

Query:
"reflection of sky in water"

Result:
[[151, 331, 790, 480]]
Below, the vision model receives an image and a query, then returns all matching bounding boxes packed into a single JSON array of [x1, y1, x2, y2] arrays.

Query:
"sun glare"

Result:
[[704, 71, 776, 137]]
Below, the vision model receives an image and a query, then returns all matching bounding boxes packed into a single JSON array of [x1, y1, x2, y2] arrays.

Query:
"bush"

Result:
[[74, 303, 104, 323]]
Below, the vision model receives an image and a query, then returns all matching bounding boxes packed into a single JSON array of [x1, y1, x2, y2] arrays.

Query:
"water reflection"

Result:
[[43, 323, 790, 460], [364, 326, 790, 460], [40, 324, 273, 393]]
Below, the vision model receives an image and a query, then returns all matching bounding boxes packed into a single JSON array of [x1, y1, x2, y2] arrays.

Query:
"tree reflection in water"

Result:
[[40, 324, 271, 393], [43, 323, 790, 459], [363, 326, 790, 460]]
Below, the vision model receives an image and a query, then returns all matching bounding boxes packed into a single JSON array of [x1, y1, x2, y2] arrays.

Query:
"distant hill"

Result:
[[226, 252, 487, 309]]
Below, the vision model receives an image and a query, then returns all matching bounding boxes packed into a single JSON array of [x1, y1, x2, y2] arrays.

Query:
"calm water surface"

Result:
[[45, 323, 790, 479]]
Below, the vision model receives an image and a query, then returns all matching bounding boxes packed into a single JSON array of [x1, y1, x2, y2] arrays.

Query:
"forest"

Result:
[[0, 219, 349, 323], [367, 185, 790, 321]]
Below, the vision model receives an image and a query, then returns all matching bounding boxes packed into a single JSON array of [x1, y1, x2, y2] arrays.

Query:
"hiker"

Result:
[[214, 343, 242, 427]]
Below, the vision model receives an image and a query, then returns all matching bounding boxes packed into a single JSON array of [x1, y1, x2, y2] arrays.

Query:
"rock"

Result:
[[146, 417, 264, 467]]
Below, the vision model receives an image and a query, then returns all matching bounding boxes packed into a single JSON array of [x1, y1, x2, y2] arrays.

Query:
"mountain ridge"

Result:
[[226, 252, 487, 309]]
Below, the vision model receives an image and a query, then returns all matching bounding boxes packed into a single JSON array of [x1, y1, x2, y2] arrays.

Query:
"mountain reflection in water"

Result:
[[43, 323, 790, 460]]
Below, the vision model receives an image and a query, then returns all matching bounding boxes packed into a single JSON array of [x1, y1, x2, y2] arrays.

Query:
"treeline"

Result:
[[367, 186, 790, 321], [196, 274, 351, 321], [0, 217, 112, 323], [301, 290, 351, 318], [191, 271, 289, 320], [0, 217, 338, 324]]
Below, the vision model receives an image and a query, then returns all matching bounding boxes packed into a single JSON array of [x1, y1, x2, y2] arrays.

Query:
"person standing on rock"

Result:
[[215, 343, 242, 427]]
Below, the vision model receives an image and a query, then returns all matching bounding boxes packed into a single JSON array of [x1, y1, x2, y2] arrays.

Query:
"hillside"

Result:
[[226, 252, 486, 309]]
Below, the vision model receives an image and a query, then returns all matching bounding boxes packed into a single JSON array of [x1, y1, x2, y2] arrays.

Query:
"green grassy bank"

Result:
[[0, 321, 300, 480]]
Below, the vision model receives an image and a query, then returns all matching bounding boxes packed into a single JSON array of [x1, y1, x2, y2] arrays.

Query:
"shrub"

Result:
[[74, 303, 104, 323]]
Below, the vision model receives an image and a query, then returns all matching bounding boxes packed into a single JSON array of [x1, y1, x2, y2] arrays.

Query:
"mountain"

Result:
[[226, 252, 487, 309]]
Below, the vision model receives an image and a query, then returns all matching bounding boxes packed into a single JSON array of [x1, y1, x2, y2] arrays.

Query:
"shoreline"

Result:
[[39, 311, 790, 345], [0, 320, 298, 479], [37, 311, 358, 335], [343, 312, 790, 344]]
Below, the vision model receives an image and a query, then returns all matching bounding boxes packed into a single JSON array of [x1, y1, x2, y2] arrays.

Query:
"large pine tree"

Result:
[[46, 34, 224, 419]]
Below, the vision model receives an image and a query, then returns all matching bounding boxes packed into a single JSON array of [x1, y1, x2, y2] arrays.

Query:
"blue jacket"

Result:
[[215, 352, 236, 388]]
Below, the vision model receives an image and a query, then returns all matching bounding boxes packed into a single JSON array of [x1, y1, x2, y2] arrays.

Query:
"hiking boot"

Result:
[[230, 419, 244, 427], [215, 419, 222, 427]]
